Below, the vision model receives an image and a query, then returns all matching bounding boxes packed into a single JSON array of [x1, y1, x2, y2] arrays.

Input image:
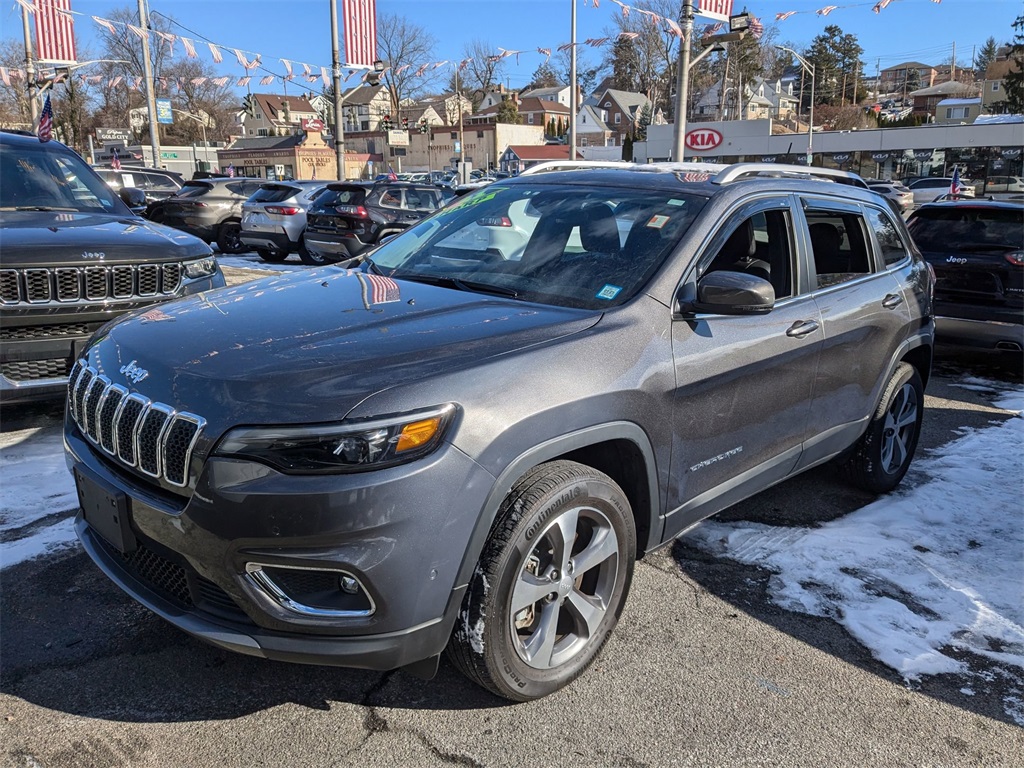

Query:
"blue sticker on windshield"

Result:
[[596, 284, 622, 300]]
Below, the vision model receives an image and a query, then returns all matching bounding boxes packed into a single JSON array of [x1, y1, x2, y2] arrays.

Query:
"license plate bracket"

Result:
[[74, 464, 137, 553]]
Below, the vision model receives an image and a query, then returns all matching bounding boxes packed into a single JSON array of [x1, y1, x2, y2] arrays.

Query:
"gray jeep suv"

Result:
[[64, 162, 934, 701]]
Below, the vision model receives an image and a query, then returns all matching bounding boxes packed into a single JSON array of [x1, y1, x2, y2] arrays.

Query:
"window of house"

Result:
[[451, 132, 457, 139], [945, 107, 969, 119], [805, 210, 874, 289], [614, 113, 621, 124], [992, 82, 1000, 92], [580, 135, 589, 147], [528, 114, 534, 124], [867, 208, 909, 267], [257, 128, 269, 137], [604, 101, 611, 107], [477, 131, 484, 138]]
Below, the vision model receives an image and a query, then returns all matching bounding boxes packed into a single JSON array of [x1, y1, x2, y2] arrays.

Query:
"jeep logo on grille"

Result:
[[120, 359, 149, 384]]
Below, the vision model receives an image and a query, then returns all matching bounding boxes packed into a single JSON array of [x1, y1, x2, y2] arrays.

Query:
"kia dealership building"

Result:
[[635, 118, 1023, 182]]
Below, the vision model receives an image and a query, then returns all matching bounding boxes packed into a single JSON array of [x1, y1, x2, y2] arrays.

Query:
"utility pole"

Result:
[[330, 0, 345, 179], [951, 41, 957, 82], [21, 3, 38, 122], [457, 66, 466, 182], [137, 0, 160, 167], [672, 0, 695, 161], [569, 0, 577, 159]]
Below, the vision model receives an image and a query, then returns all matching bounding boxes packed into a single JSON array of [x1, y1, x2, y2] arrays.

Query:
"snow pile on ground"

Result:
[[0, 422, 78, 568], [687, 379, 1024, 691]]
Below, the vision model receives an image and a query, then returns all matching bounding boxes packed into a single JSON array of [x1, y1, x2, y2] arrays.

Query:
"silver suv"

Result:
[[240, 181, 329, 264], [65, 161, 934, 701]]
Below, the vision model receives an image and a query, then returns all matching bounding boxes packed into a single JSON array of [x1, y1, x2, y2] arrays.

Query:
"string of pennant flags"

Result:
[[3, 0, 945, 96]]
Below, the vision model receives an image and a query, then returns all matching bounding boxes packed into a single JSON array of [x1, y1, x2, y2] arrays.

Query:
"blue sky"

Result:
[[6, 0, 1020, 93]]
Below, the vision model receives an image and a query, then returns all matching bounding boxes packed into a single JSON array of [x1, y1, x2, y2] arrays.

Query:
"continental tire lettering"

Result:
[[501, 654, 527, 688], [524, 485, 582, 540]]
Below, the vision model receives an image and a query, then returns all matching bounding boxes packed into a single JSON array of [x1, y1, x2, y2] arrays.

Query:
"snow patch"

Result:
[[1004, 695, 1024, 727]]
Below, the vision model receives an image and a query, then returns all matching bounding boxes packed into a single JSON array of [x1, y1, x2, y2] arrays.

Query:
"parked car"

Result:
[[866, 179, 914, 214], [93, 165, 183, 204], [907, 176, 975, 206], [65, 161, 933, 701], [240, 181, 329, 264], [979, 175, 1024, 197], [907, 199, 1023, 352], [148, 177, 265, 254], [0, 130, 224, 403], [303, 181, 449, 265]]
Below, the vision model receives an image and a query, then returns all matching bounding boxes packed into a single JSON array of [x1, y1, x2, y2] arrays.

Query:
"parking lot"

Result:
[[1, 256, 1022, 767]]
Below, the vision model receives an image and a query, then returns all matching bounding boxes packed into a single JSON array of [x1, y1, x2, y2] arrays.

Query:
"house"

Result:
[[591, 89, 653, 145], [337, 84, 392, 133], [498, 144, 583, 174], [218, 128, 338, 180], [520, 84, 573, 107], [471, 96, 569, 135], [983, 47, 1021, 114], [414, 92, 473, 126], [692, 77, 799, 122], [935, 97, 983, 125], [240, 93, 319, 137], [575, 104, 615, 147], [909, 81, 979, 119], [477, 84, 517, 111], [880, 61, 938, 95]]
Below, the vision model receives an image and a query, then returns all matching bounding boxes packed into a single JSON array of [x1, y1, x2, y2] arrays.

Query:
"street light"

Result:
[[173, 109, 209, 173], [777, 45, 816, 166]]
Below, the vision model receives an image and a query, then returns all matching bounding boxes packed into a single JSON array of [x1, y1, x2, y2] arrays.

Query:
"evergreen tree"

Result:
[[622, 132, 633, 162], [610, 36, 640, 91], [976, 36, 999, 80], [495, 97, 522, 125], [999, 15, 1024, 114], [529, 62, 559, 90], [636, 102, 652, 141], [804, 25, 863, 107]]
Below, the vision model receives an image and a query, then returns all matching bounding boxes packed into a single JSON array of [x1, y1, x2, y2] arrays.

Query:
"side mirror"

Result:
[[118, 187, 147, 208], [678, 271, 775, 316]]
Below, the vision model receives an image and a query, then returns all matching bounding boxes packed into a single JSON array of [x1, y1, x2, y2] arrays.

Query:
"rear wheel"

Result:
[[255, 247, 287, 263], [840, 362, 923, 493], [299, 246, 340, 266], [447, 460, 636, 701], [216, 221, 245, 254]]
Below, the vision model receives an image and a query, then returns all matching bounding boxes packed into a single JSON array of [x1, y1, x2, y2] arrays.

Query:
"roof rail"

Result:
[[712, 163, 868, 189], [519, 160, 635, 175]]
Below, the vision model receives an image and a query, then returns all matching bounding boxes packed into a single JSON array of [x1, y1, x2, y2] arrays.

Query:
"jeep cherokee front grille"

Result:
[[0, 263, 183, 305], [68, 361, 205, 488]]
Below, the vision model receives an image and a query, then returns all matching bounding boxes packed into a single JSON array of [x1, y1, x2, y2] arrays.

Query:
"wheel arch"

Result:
[[453, 422, 660, 590]]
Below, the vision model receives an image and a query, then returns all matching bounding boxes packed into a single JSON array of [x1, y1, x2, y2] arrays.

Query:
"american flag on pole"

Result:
[[949, 167, 963, 196], [35, 0, 77, 64], [111, 147, 121, 170], [342, 0, 377, 67], [697, 0, 733, 22], [37, 93, 54, 143]]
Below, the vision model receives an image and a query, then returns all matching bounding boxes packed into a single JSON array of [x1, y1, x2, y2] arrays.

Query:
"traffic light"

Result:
[[419, 118, 428, 134], [402, 116, 409, 129], [242, 94, 256, 118], [381, 114, 392, 130]]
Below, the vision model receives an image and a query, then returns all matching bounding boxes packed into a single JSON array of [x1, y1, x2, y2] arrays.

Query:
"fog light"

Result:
[[339, 575, 360, 594]]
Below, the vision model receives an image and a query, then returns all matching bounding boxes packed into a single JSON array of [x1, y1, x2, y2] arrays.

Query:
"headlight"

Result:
[[213, 404, 457, 474], [183, 256, 218, 279]]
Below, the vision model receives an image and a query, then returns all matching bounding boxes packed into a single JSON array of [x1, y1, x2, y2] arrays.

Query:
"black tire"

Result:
[[299, 246, 340, 266], [255, 247, 287, 263], [216, 221, 245, 254], [840, 362, 924, 493], [447, 460, 636, 701]]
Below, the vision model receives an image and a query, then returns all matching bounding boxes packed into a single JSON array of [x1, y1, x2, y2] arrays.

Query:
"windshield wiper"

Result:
[[2, 206, 79, 212], [394, 272, 519, 298], [363, 255, 386, 275]]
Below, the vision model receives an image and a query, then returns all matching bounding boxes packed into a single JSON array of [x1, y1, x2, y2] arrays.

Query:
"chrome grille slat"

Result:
[[67, 366, 205, 488], [0, 264, 185, 305]]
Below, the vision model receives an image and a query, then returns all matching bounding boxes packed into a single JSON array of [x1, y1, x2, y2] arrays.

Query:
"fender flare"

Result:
[[452, 421, 661, 590]]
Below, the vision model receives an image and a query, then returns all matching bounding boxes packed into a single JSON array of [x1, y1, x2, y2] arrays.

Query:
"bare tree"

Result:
[[376, 12, 438, 117], [460, 39, 508, 107], [0, 40, 33, 129]]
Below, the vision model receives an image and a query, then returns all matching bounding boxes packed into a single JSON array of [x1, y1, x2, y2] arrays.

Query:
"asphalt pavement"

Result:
[[2, 261, 1022, 767]]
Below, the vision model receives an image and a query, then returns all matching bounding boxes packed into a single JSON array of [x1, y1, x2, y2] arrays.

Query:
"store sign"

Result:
[[832, 153, 851, 163], [685, 128, 723, 151], [913, 149, 933, 160], [1002, 147, 1022, 158], [301, 118, 325, 132], [96, 128, 132, 142], [760, 156, 777, 163], [871, 152, 890, 162]]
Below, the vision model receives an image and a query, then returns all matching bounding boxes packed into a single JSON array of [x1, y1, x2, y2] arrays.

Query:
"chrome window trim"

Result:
[[244, 563, 376, 618]]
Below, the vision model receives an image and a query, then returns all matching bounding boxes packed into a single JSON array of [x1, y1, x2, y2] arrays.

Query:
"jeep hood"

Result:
[[87, 267, 600, 428], [0, 211, 209, 265]]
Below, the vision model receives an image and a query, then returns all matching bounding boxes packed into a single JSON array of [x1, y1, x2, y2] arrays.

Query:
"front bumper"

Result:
[[65, 423, 493, 669]]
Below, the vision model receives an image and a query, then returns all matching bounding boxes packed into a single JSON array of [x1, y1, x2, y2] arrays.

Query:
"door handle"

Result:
[[786, 320, 819, 338], [882, 293, 904, 309]]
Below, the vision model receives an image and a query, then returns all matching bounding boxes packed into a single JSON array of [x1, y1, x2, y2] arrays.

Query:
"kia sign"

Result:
[[685, 128, 723, 152], [301, 118, 325, 132], [832, 153, 851, 163]]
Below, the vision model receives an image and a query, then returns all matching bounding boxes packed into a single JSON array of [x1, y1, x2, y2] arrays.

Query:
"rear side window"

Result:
[[908, 207, 1024, 251], [867, 209, 909, 266], [144, 173, 179, 191], [805, 210, 874, 289], [404, 187, 444, 211], [379, 189, 402, 208], [175, 182, 212, 198], [314, 187, 366, 208], [249, 185, 299, 203]]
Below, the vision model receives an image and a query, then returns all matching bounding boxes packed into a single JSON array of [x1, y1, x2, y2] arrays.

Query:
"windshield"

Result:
[[368, 182, 707, 310], [0, 142, 127, 213], [908, 207, 1024, 251]]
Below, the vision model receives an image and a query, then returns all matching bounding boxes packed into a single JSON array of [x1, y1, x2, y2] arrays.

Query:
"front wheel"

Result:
[[840, 362, 924, 493], [216, 221, 245, 254], [255, 247, 287, 263], [447, 460, 636, 701], [299, 246, 340, 266]]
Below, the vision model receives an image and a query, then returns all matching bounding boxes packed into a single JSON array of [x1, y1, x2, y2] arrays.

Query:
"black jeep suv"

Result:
[[0, 131, 224, 404], [65, 161, 933, 701]]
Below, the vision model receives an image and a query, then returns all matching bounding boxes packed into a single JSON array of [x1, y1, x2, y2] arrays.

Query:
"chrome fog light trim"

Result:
[[244, 562, 376, 618]]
